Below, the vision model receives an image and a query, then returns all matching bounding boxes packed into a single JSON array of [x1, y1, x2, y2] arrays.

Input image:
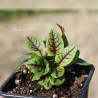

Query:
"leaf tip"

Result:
[[56, 23, 65, 35], [72, 45, 78, 49], [56, 23, 59, 26]]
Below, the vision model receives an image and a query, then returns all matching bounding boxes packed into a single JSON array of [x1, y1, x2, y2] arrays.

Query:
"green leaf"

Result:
[[76, 58, 91, 66], [31, 52, 41, 59], [55, 45, 78, 67], [69, 50, 80, 65], [32, 74, 41, 81], [44, 81, 53, 90], [20, 52, 41, 59], [38, 76, 50, 86], [25, 58, 49, 75], [71, 72, 76, 74], [15, 64, 26, 72], [62, 34, 69, 47], [50, 75, 65, 86], [38, 76, 53, 90], [25, 36, 45, 56], [51, 66, 65, 78], [43, 35, 49, 45], [56, 23, 69, 47], [46, 29, 64, 56], [20, 53, 32, 56]]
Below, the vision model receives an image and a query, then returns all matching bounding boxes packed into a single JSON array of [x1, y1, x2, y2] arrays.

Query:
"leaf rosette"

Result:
[[17, 24, 90, 90]]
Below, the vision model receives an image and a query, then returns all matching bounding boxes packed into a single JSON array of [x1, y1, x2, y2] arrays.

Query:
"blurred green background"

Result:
[[0, 0, 98, 98]]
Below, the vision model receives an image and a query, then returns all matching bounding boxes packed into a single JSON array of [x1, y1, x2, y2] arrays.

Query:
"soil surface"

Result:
[[6, 64, 90, 98]]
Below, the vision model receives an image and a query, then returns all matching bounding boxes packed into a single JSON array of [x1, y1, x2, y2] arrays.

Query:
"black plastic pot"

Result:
[[0, 59, 95, 98]]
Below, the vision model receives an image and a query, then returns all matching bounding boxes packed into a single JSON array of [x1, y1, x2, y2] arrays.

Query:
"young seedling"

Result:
[[16, 24, 91, 90]]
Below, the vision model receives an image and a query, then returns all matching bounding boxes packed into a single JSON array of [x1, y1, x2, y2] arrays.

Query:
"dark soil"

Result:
[[7, 64, 90, 98]]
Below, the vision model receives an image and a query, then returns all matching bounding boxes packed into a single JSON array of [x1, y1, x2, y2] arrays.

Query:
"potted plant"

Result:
[[0, 24, 95, 98]]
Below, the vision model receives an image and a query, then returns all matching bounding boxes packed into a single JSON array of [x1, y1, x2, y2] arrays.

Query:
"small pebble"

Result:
[[80, 83, 83, 86], [75, 77, 77, 80], [30, 90, 33, 93], [81, 75, 88, 78], [20, 87, 22, 90], [53, 94, 58, 98], [84, 75, 88, 77], [16, 87, 18, 89], [23, 69, 27, 74], [16, 86, 20, 89], [15, 79, 20, 85], [29, 84, 32, 87], [10, 91, 13, 94], [7, 91, 11, 93], [41, 87, 44, 90], [28, 71, 30, 74]]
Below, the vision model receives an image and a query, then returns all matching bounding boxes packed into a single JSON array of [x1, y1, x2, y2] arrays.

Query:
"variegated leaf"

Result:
[[51, 66, 65, 78], [50, 75, 65, 86], [46, 29, 64, 56], [38, 76, 50, 86], [15, 59, 29, 72], [15, 64, 26, 72], [25, 58, 49, 75], [44, 81, 53, 90], [25, 36, 45, 56], [32, 74, 41, 81], [38, 76, 53, 90], [56, 23, 69, 47], [55, 45, 78, 67]]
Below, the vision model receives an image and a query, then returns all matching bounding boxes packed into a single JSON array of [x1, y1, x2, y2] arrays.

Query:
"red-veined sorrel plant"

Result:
[[16, 24, 91, 90]]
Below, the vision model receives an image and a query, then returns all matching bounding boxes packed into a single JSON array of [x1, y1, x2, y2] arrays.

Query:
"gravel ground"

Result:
[[0, 11, 98, 98]]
